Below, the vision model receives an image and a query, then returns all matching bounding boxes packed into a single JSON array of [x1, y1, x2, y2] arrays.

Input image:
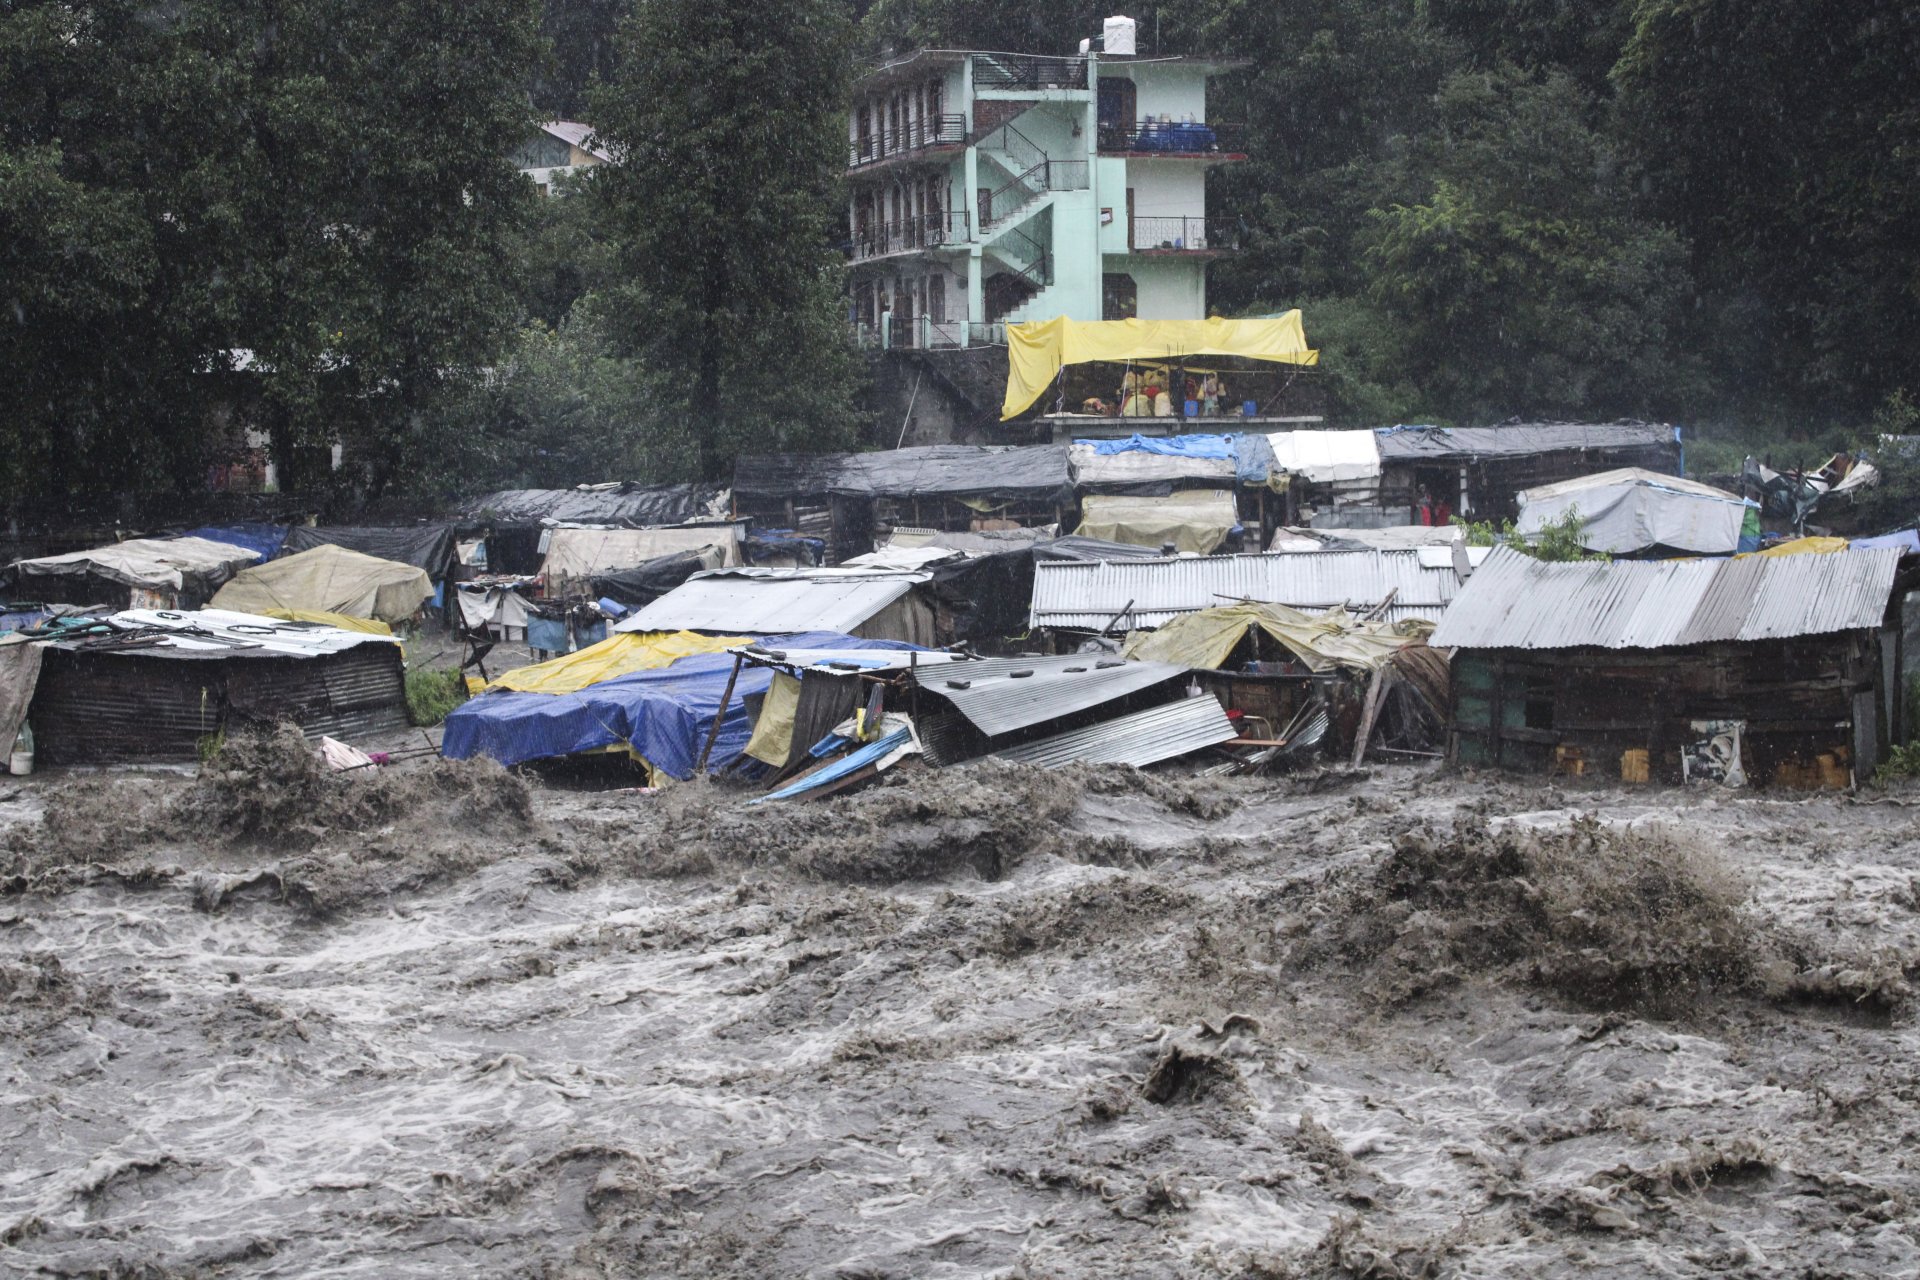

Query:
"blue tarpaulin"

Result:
[[754, 727, 913, 803], [440, 632, 923, 775], [1233, 433, 1276, 485], [1852, 529, 1920, 554], [176, 523, 288, 560], [1083, 433, 1238, 459]]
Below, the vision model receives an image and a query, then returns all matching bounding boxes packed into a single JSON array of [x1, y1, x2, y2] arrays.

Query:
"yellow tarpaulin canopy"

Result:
[[1123, 602, 1431, 674], [485, 629, 751, 695], [1002, 313, 1319, 420]]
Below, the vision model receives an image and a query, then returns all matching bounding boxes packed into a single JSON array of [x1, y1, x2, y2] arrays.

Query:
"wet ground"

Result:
[[3, 743, 1920, 1277]]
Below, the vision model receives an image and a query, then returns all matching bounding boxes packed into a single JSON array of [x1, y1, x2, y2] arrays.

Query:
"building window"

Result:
[[1103, 273, 1138, 320]]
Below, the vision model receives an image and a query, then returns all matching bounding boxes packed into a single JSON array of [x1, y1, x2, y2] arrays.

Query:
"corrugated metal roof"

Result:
[[1427, 546, 1903, 650], [1030, 551, 1465, 630], [991, 695, 1238, 768], [1374, 421, 1678, 460], [620, 571, 923, 634], [912, 654, 1189, 737]]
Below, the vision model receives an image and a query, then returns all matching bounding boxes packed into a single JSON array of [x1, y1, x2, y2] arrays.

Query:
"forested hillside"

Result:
[[3, 0, 1917, 508]]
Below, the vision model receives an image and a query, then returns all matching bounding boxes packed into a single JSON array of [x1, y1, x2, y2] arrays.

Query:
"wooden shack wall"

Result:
[[1450, 633, 1887, 785]]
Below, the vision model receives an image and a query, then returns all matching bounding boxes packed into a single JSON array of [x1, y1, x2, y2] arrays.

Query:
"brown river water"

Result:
[[3, 733, 1918, 1276]]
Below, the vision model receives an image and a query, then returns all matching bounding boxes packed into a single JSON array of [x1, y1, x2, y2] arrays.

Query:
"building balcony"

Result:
[[1098, 120, 1247, 158], [970, 54, 1089, 93], [848, 114, 967, 171], [1125, 216, 1241, 253], [848, 212, 973, 263], [855, 317, 1005, 351]]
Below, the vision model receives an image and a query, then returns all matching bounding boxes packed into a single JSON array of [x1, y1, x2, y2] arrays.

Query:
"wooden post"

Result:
[[696, 653, 745, 773]]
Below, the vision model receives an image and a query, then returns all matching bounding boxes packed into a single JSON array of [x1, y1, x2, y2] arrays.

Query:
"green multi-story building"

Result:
[[846, 36, 1245, 352]]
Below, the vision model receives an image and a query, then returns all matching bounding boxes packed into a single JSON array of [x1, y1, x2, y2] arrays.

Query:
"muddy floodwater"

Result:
[[4, 736, 1920, 1277]]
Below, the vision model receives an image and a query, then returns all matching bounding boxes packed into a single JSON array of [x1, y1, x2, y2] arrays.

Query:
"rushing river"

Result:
[[3, 763, 1919, 1276]]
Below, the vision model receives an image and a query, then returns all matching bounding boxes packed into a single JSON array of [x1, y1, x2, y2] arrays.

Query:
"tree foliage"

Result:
[[0, 0, 541, 507], [584, 0, 863, 480]]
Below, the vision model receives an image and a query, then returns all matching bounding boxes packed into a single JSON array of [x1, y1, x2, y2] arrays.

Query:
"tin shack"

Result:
[[1431, 546, 1913, 786]]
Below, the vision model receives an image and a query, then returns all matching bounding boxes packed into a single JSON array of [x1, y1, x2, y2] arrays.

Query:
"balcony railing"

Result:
[[848, 114, 967, 169], [972, 54, 1088, 92], [1128, 216, 1241, 252], [854, 318, 1006, 351], [849, 211, 972, 261], [1099, 120, 1247, 155]]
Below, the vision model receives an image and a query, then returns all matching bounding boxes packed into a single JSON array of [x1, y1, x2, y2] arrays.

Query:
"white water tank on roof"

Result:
[[1104, 15, 1137, 56]]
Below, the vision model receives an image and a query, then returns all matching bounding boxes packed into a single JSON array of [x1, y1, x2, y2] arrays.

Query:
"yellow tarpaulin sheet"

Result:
[[1745, 536, 1849, 558], [259, 609, 394, 636], [743, 671, 803, 766], [1002, 313, 1319, 419], [485, 629, 751, 694], [1124, 602, 1431, 674]]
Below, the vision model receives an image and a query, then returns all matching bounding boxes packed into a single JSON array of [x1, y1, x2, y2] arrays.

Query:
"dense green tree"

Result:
[[1357, 66, 1697, 419], [530, 0, 626, 118], [1614, 0, 1920, 421], [0, 0, 541, 507], [586, 0, 863, 479]]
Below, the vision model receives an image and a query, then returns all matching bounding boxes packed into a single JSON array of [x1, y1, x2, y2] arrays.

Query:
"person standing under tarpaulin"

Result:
[[1200, 372, 1222, 416], [1416, 485, 1452, 526]]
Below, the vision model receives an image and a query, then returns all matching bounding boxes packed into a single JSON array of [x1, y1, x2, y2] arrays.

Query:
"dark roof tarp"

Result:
[[460, 483, 728, 527], [735, 446, 1074, 503], [927, 550, 1037, 650], [1374, 420, 1679, 461], [439, 631, 922, 775], [281, 525, 457, 580], [1031, 535, 1165, 562], [590, 549, 717, 609]]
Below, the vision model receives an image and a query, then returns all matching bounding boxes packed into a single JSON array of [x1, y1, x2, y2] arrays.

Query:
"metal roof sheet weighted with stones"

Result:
[[1029, 551, 1466, 631], [1427, 546, 1904, 650], [910, 654, 1190, 737]]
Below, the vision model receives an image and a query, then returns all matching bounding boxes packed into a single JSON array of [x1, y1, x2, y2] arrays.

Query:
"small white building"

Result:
[[513, 121, 612, 196]]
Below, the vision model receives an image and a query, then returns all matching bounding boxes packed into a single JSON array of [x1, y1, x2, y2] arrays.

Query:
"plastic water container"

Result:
[[1242, 399, 1258, 417], [1184, 398, 1199, 417], [9, 722, 33, 776]]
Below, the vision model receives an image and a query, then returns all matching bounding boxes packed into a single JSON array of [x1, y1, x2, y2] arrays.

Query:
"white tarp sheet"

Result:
[[1266, 430, 1382, 484], [10, 537, 260, 591], [1517, 467, 1752, 555], [540, 526, 741, 594], [1068, 445, 1238, 488]]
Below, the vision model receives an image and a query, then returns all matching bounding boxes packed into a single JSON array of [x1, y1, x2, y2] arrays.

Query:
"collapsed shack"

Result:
[[439, 631, 924, 780], [458, 483, 731, 574], [1431, 545, 1916, 786], [732, 445, 1075, 564], [904, 653, 1236, 770], [1123, 601, 1449, 762], [16, 609, 407, 765], [7, 537, 261, 611]]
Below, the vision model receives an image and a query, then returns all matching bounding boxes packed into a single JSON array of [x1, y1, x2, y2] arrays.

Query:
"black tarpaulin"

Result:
[[927, 550, 1038, 650], [460, 483, 728, 527], [590, 549, 717, 609], [1374, 420, 1679, 461], [280, 525, 457, 579], [734, 446, 1074, 503]]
